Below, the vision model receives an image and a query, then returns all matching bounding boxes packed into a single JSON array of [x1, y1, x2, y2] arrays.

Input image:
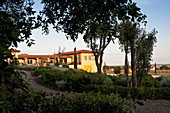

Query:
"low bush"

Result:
[[35, 68, 113, 91], [119, 74, 126, 77], [160, 75, 170, 87], [15, 65, 37, 70], [34, 68, 53, 76], [54, 62, 60, 66], [115, 78, 127, 87], [114, 66, 121, 74], [34, 67, 170, 100], [50, 65, 69, 71], [1, 90, 132, 113], [62, 64, 69, 68], [114, 86, 170, 100], [142, 76, 160, 88], [55, 80, 67, 90]]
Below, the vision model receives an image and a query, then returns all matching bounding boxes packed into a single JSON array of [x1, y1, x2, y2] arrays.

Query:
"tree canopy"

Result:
[[41, 0, 146, 39], [0, 0, 39, 87], [41, 0, 146, 74]]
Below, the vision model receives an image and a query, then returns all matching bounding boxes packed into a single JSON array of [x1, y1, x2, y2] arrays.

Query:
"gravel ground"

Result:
[[130, 99, 170, 113], [23, 70, 170, 113]]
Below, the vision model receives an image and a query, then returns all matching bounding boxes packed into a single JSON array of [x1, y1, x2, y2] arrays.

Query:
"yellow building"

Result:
[[15, 49, 99, 73]]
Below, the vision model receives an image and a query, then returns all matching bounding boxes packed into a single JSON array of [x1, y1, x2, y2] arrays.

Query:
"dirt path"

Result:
[[22, 70, 70, 95], [23, 70, 170, 113]]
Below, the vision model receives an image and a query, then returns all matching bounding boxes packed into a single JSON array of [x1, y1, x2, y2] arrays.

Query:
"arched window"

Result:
[[30, 60, 32, 64]]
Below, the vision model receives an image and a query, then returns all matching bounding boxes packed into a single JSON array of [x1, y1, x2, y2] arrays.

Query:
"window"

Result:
[[28, 60, 32, 64], [84, 56, 87, 60], [89, 56, 91, 60]]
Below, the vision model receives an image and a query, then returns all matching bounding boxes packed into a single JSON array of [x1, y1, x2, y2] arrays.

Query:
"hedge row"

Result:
[[34, 67, 170, 100], [83, 85, 170, 100], [35, 68, 113, 87], [1, 91, 132, 113]]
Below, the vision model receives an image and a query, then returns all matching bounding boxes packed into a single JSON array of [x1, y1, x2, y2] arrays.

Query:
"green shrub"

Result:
[[35, 68, 114, 92], [1, 90, 132, 113], [34, 68, 170, 100], [62, 64, 69, 68], [55, 80, 67, 89], [142, 76, 160, 88], [160, 75, 170, 87], [115, 78, 127, 87], [100, 75, 113, 85], [107, 75, 119, 84], [50, 65, 69, 71], [15, 65, 37, 70], [115, 86, 170, 100], [114, 66, 121, 74], [37, 66, 52, 69], [34, 68, 52, 76], [54, 62, 60, 66], [155, 75, 164, 81], [119, 74, 126, 77]]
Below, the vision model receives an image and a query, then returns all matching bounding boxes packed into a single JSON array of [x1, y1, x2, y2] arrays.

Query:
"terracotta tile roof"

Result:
[[18, 54, 72, 59], [18, 50, 92, 59], [59, 50, 93, 55], [11, 50, 21, 52]]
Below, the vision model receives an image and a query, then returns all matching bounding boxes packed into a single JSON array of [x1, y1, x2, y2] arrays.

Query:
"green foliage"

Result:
[[119, 74, 127, 77], [41, 0, 146, 75], [0, 1, 40, 111], [41, 0, 146, 40], [50, 65, 69, 71], [34, 68, 52, 76], [35, 68, 113, 92], [115, 78, 127, 87], [100, 74, 113, 86], [142, 76, 160, 88], [62, 64, 69, 68], [0, 89, 132, 113], [34, 67, 170, 100], [68, 93, 132, 113], [15, 65, 37, 70], [160, 75, 170, 87], [160, 65, 170, 70], [114, 66, 121, 74], [115, 86, 170, 100], [54, 62, 60, 66], [136, 29, 157, 87], [55, 80, 67, 90]]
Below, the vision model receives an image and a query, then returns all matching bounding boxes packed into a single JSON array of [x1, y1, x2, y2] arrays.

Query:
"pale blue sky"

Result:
[[17, 0, 170, 65]]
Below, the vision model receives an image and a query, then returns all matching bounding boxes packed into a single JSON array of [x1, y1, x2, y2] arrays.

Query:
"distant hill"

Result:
[[151, 63, 170, 66]]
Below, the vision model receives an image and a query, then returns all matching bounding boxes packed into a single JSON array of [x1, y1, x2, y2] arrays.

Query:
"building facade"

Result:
[[14, 50, 99, 73]]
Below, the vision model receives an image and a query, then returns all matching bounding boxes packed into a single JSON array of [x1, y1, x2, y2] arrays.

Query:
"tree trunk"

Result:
[[95, 55, 102, 75], [94, 52, 103, 83], [155, 63, 157, 74], [125, 49, 129, 87], [74, 47, 77, 69], [131, 43, 137, 87], [139, 71, 143, 87]]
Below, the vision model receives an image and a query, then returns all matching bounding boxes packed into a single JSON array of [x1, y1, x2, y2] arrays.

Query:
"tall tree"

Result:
[[41, 0, 146, 74], [117, 20, 141, 87], [117, 21, 131, 87], [0, 0, 39, 93], [83, 23, 113, 74], [136, 29, 157, 87], [74, 47, 77, 69]]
